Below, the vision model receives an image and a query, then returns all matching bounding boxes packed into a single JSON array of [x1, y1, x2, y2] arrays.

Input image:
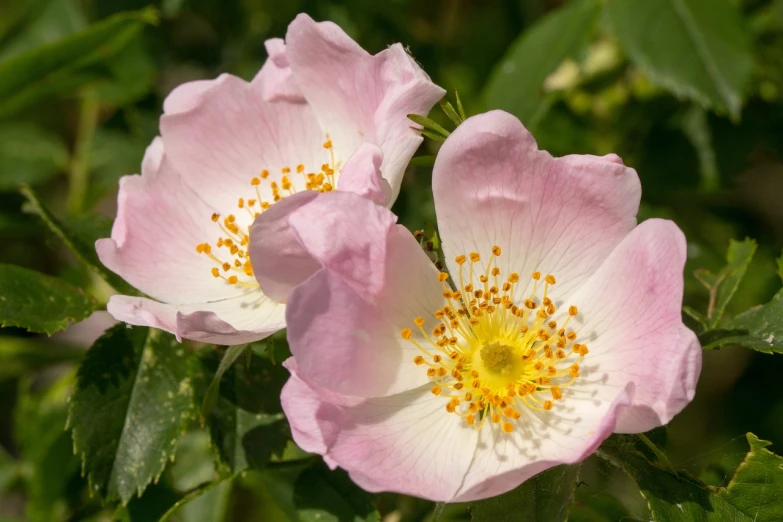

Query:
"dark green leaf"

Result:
[[0, 264, 98, 335], [68, 325, 198, 504], [702, 289, 783, 353], [483, 0, 600, 128], [0, 0, 86, 62], [0, 336, 84, 380], [467, 464, 580, 522], [694, 238, 756, 329], [420, 129, 446, 142], [201, 343, 248, 419], [0, 123, 68, 190], [407, 113, 451, 137], [0, 7, 158, 118], [607, 0, 753, 118], [14, 374, 80, 522], [20, 184, 137, 295], [293, 464, 380, 522], [204, 351, 290, 474], [597, 433, 783, 521], [158, 480, 232, 522]]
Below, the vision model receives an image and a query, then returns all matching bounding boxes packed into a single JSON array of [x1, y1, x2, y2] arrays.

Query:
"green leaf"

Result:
[[0, 0, 86, 62], [293, 464, 380, 522], [201, 343, 248, 419], [0, 264, 98, 335], [455, 89, 467, 121], [419, 129, 446, 142], [717, 433, 783, 521], [14, 373, 80, 522], [407, 113, 451, 137], [607, 0, 753, 119], [483, 0, 600, 128], [0, 123, 68, 190], [466, 464, 580, 522], [68, 325, 198, 504], [0, 336, 84, 380], [203, 351, 290, 474], [694, 238, 757, 329], [0, 7, 158, 118], [158, 480, 232, 522], [597, 433, 783, 521], [408, 155, 436, 168], [19, 184, 137, 295], [701, 288, 783, 353]]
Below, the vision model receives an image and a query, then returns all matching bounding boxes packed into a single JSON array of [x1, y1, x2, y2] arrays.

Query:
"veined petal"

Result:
[[568, 219, 702, 433], [96, 140, 238, 304], [433, 110, 641, 302], [107, 291, 285, 345], [252, 38, 305, 102], [160, 73, 327, 229], [452, 383, 634, 501], [285, 14, 444, 203], [336, 142, 391, 205], [282, 367, 478, 501]]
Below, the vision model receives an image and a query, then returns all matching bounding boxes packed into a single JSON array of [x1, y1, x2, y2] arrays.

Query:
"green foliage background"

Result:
[[1, 0, 783, 520]]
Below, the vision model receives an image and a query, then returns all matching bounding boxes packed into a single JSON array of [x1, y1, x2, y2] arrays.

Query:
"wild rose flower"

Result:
[[96, 14, 444, 344], [254, 111, 702, 501]]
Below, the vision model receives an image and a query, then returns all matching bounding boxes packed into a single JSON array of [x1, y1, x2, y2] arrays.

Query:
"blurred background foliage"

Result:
[[0, 0, 782, 520]]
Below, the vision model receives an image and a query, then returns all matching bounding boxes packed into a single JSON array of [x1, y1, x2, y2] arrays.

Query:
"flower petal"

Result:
[[452, 383, 634, 501], [282, 367, 478, 501], [249, 191, 398, 303], [160, 73, 326, 228], [568, 218, 702, 433], [336, 142, 391, 205], [433, 110, 641, 302], [251, 38, 305, 102], [107, 290, 285, 345], [285, 14, 445, 202], [96, 140, 239, 304], [257, 192, 444, 396]]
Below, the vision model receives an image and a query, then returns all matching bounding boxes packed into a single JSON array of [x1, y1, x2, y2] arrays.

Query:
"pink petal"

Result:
[[96, 140, 236, 304], [568, 218, 702, 433], [107, 291, 285, 345], [160, 73, 326, 225], [285, 14, 445, 202], [452, 383, 634, 501], [336, 143, 391, 205], [281, 368, 478, 501], [251, 191, 443, 396], [433, 110, 641, 302], [249, 191, 398, 303], [251, 38, 305, 102]]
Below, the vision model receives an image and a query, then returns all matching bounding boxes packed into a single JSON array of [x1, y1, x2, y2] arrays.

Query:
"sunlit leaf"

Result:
[[694, 238, 756, 329], [607, 0, 753, 118], [483, 0, 600, 128], [68, 325, 198, 504], [597, 432, 783, 521], [0, 264, 98, 335], [701, 289, 783, 353]]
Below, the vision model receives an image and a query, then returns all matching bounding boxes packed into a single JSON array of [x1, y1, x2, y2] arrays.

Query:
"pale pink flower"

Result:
[[252, 111, 702, 501], [96, 14, 444, 344]]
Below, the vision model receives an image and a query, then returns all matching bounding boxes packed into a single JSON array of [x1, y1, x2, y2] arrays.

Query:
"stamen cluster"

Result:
[[402, 247, 588, 433]]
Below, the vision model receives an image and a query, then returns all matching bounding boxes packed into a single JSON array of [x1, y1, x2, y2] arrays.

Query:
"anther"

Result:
[[569, 305, 578, 316], [492, 246, 501, 256]]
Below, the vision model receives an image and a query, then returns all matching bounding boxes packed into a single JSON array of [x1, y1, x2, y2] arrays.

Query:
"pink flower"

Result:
[[254, 111, 702, 501], [96, 14, 444, 344]]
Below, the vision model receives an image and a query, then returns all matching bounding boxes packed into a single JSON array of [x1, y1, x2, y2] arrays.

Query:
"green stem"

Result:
[[637, 433, 675, 471], [67, 90, 99, 216]]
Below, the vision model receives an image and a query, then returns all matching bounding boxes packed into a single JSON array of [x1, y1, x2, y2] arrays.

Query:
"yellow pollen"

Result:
[[401, 249, 587, 433], [196, 135, 340, 287]]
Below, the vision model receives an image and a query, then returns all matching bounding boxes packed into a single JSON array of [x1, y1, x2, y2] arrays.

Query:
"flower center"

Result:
[[195, 138, 338, 287], [401, 246, 588, 434]]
